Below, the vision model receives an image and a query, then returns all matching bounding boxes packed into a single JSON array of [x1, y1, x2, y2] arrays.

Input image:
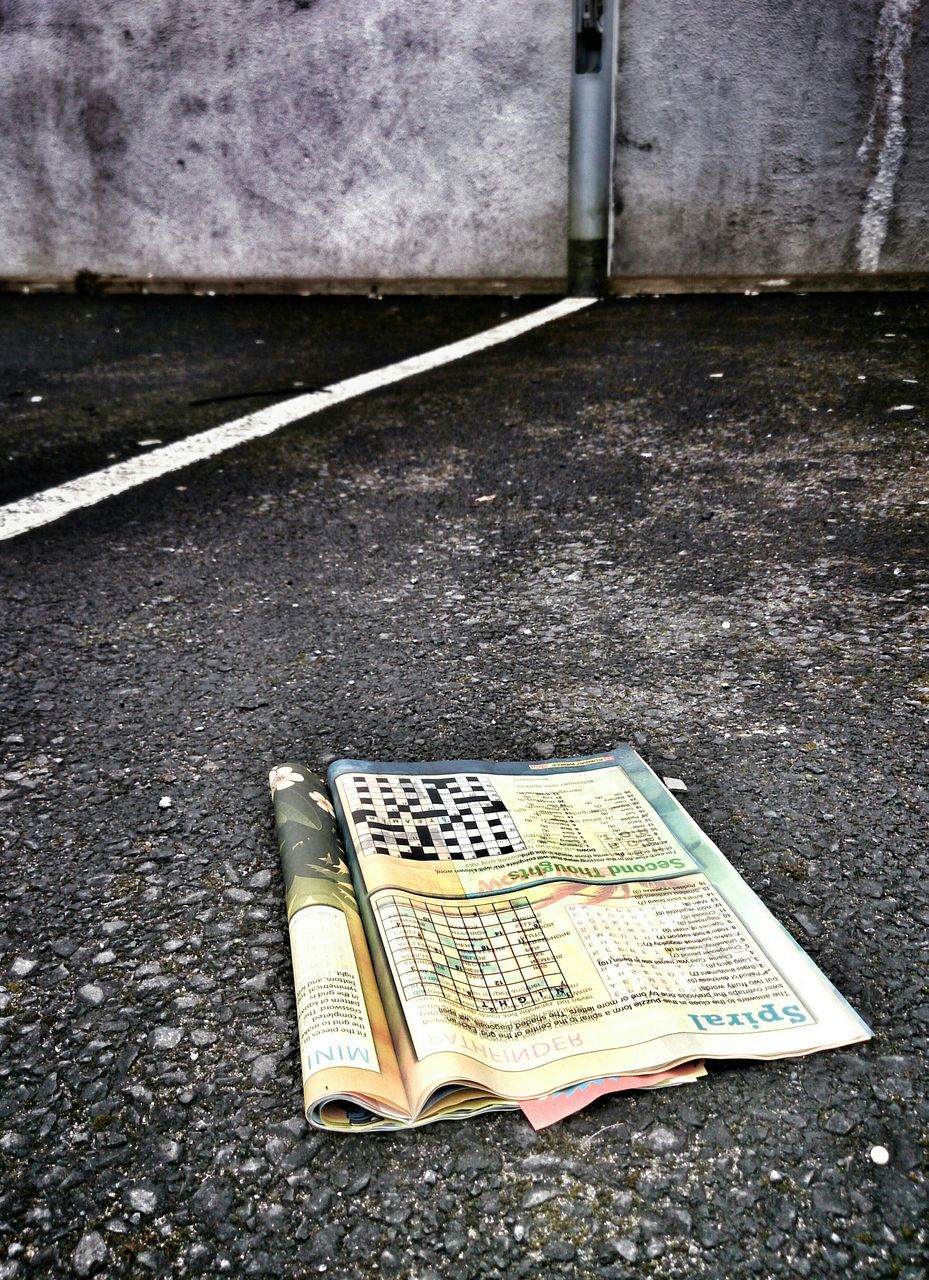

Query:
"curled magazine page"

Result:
[[328, 748, 871, 1105], [270, 764, 409, 1128]]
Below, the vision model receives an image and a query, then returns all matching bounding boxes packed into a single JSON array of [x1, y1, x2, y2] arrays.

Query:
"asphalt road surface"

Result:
[[1, 292, 927, 1278]]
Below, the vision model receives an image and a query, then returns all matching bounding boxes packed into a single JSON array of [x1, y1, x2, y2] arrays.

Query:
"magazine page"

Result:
[[328, 748, 871, 1110], [269, 764, 410, 1128]]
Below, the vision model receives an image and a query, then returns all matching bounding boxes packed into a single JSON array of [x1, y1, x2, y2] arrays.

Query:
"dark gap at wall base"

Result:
[[1, 274, 928, 297], [0, 277, 568, 297], [607, 274, 929, 296]]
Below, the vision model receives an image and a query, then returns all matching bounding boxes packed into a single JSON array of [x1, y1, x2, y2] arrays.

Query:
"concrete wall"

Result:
[[2, 0, 927, 286], [0, 0, 571, 284], [611, 0, 929, 279]]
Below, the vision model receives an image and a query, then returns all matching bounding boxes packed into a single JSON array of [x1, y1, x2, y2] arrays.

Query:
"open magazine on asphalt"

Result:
[[268, 746, 871, 1131]]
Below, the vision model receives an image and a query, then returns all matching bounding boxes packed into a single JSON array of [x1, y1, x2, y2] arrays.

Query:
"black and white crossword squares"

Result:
[[342, 772, 527, 861]]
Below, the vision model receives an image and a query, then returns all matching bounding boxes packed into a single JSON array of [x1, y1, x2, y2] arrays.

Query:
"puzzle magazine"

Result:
[[268, 747, 871, 1131]]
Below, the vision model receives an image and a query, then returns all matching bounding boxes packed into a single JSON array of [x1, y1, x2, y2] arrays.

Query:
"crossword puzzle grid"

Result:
[[376, 894, 573, 1012], [341, 773, 527, 861]]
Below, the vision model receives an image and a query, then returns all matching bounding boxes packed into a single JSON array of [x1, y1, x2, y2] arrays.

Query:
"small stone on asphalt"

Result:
[[127, 1187, 157, 1214], [72, 1232, 107, 1276], [151, 1026, 183, 1050]]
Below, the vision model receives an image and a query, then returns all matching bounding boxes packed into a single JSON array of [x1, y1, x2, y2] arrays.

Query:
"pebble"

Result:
[[151, 1026, 183, 1050], [612, 1238, 639, 1263], [794, 912, 823, 939], [869, 1145, 890, 1165], [277, 1116, 306, 1138], [10, 958, 36, 977], [646, 1123, 685, 1154], [243, 972, 271, 991], [127, 1187, 157, 1214], [78, 984, 105, 1006], [191, 1181, 234, 1222], [521, 1186, 558, 1209], [72, 1231, 107, 1276], [822, 1110, 856, 1135], [251, 1054, 279, 1086], [158, 796, 172, 809], [92, 950, 116, 966]]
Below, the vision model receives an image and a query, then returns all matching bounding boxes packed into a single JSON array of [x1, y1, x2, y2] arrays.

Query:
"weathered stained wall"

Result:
[[0, 0, 571, 283], [3, 1, 928, 286], [610, 0, 929, 279]]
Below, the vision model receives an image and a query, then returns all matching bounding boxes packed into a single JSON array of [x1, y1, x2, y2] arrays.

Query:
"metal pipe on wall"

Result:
[[568, 0, 617, 295]]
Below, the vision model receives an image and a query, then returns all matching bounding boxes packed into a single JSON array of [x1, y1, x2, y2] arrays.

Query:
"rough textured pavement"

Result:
[[1, 293, 927, 1278]]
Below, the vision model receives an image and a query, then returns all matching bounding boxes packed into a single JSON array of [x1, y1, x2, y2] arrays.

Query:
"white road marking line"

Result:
[[1, 297, 594, 542]]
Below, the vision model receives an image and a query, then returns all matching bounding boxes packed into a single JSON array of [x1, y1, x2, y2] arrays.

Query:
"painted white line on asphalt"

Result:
[[0, 297, 595, 542]]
